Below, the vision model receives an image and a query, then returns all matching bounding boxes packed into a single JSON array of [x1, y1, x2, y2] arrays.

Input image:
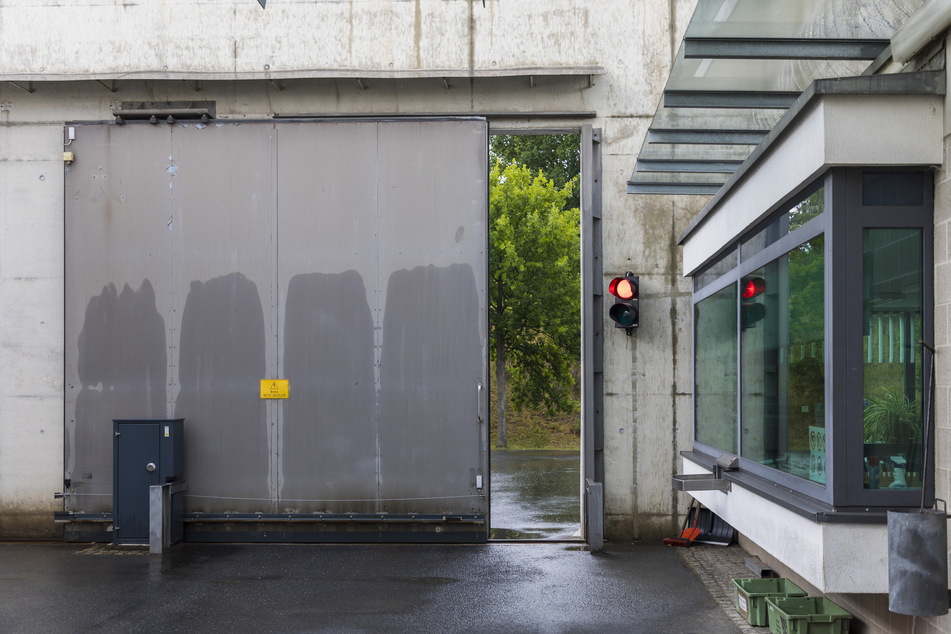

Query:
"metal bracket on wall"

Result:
[[112, 101, 216, 124], [8, 81, 34, 94], [53, 511, 113, 523], [672, 473, 732, 492], [716, 453, 740, 471], [669, 453, 740, 493]]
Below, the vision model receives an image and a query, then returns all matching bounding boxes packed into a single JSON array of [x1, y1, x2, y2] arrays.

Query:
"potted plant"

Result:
[[863, 389, 922, 446]]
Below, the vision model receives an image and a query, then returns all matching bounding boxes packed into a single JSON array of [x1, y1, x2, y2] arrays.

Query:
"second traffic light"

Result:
[[608, 272, 639, 334], [741, 276, 767, 329]]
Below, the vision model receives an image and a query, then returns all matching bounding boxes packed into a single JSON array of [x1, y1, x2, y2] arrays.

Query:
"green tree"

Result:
[[490, 134, 580, 209], [490, 160, 580, 447]]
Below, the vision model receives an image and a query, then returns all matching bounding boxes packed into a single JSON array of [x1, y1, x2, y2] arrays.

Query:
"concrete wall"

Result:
[[1, 1, 599, 81], [0, 0, 700, 541]]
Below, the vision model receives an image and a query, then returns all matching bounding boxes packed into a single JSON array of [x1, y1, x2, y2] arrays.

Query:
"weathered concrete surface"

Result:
[[0, 507, 61, 540], [0, 0, 702, 542], [0, 1, 655, 83], [0, 541, 740, 633], [0, 123, 66, 532]]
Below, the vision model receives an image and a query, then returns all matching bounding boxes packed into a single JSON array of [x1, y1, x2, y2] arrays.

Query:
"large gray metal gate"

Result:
[[63, 118, 489, 542]]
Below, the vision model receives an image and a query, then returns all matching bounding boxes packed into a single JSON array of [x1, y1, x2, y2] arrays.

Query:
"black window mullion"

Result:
[[830, 168, 854, 505], [843, 167, 935, 508]]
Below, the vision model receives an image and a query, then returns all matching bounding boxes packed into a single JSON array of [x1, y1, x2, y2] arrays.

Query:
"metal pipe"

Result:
[[921, 340, 936, 512], [892, 0, 951, 65]]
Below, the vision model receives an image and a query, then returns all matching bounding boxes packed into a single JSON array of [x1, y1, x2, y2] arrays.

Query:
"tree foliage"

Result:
[[490, 134, 580, 209], [489, 159, 580, 445]]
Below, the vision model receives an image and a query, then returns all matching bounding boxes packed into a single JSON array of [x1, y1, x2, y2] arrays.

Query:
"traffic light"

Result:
[[741, 276, 766, 329], [608, 272, 639, 334]]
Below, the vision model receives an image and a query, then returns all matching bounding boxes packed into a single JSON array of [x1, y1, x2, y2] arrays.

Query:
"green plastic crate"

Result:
[[765, 596, 853, 634], [732, 578, 807, 626]]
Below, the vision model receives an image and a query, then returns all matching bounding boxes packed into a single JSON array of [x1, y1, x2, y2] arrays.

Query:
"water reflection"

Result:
[[490, 450, 581, 540]]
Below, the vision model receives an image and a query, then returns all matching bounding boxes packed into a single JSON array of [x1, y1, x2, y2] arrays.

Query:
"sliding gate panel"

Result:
[[277, 122, 381, 511], [64, 119, 489, 540], [169, 123, 276, 510], [374, 122, 487, 514], [65, 124, 174, 512]]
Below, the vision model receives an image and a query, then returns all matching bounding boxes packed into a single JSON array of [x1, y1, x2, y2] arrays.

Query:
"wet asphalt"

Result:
[[490, 450, 582, 540], [0, 541, 741, 633]]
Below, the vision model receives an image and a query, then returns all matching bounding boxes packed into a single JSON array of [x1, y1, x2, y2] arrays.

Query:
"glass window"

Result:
[[742, 184, 824, 262], [689, 167, 932, 510], [863, 172, 925, 207], [694, 284, 738, 452], [694, 247, 737, 292], [863, 228, 924, 491], [741, 236, 825, 483]]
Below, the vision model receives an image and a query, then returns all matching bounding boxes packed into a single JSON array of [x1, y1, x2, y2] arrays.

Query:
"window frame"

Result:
[[840, 167, 935, 508], [690, 167, 934, 512]]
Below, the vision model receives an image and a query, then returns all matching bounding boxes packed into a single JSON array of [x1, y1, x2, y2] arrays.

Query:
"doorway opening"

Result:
[[487, 132, 583, 540]]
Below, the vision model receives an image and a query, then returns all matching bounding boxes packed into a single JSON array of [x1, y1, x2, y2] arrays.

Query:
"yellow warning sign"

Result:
[[260, 379, 289, 399]]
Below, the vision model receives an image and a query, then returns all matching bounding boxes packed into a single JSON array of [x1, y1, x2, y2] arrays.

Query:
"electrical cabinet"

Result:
[[112, 419, 184, 545]]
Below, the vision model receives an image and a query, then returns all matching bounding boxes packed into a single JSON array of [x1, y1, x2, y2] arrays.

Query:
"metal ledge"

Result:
[[636, 158, 743, 174], [0, 66, 605, 83], [672, 473, 732, 492], [54, 512, 112, 523], [627, 171, 727, 195], [183, 512, 486, 525], [664, 90, 801, 109], [679, 450, 910, 524], [683, 38, 889, 60], [627, 182, 724, 195], [112, 100, 216, 121], [184, 529, 488, 544], [55, 511, 487, 526], [647, 128, 768, 145], [273, 111, 597, 121]]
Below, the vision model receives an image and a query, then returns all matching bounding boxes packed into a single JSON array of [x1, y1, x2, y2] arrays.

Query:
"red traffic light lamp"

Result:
[[741, 276, 767, 328], [742, 277, 767, 300], [609, 272, 639, 334]]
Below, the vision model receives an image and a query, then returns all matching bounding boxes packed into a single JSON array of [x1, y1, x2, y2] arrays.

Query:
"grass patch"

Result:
[[489, 383, 580, 450]]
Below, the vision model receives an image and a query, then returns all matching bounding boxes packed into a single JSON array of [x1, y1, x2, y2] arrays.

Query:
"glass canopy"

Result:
[[630, 0, 926, 195]]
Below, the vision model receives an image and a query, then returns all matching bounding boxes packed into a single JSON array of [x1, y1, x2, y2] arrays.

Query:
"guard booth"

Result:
[[62, 117, 490, 543], [112, 419, 184, 545]]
